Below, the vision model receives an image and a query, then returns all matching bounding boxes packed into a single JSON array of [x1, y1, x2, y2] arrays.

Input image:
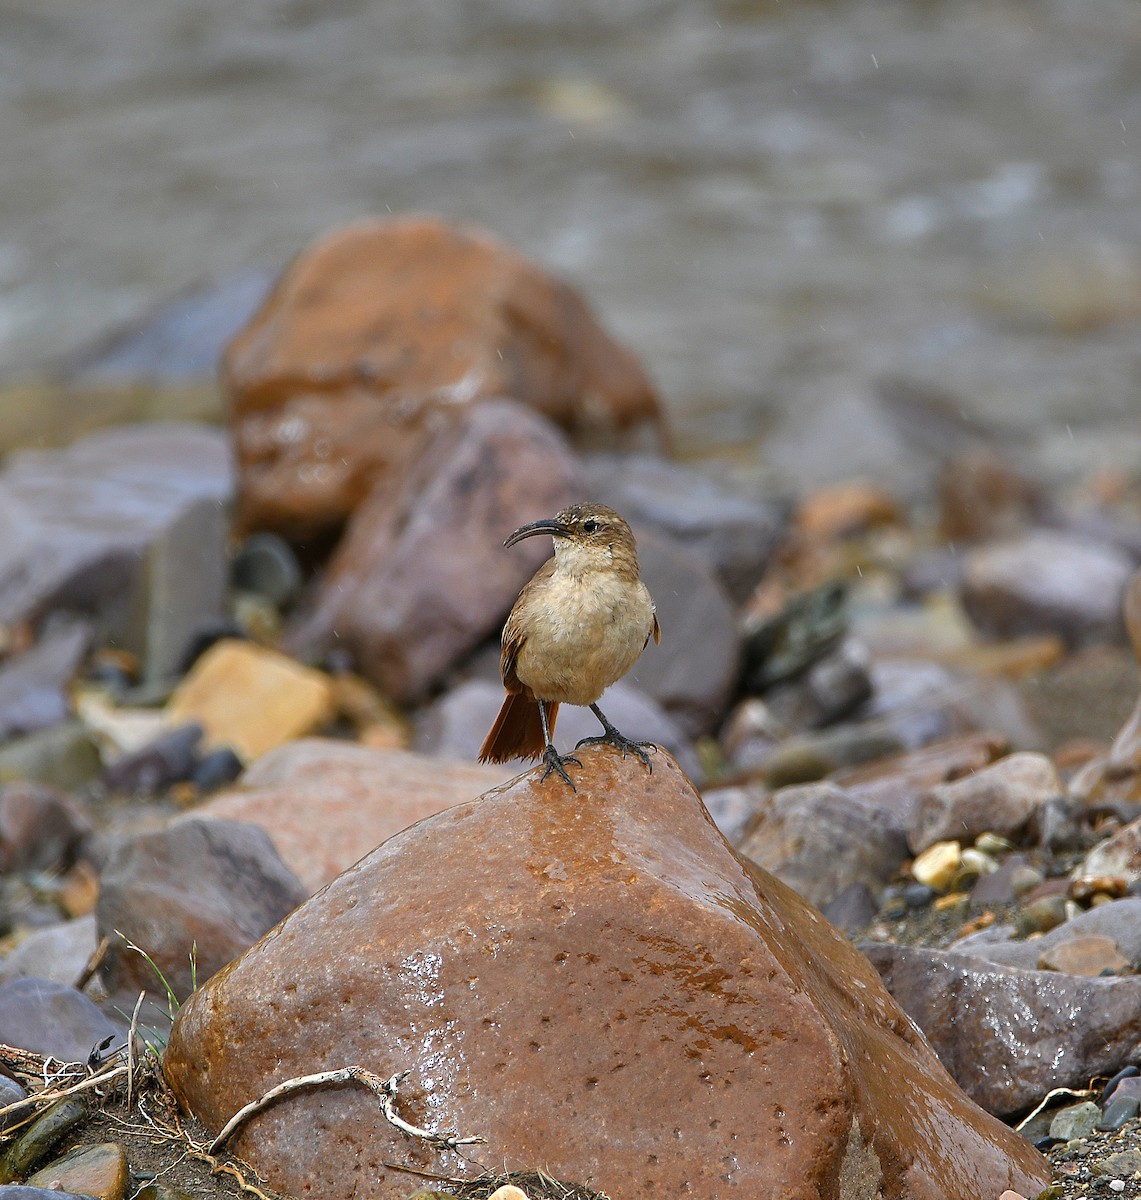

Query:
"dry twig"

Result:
[[209, 1067, 485, 1156]]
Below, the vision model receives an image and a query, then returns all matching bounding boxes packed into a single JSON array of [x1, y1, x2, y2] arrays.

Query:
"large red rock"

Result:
[[286, 399, 582, 704], [192, 739, 513, 893], [164, 748, 1047, 1200], [225, 216, 663, 539]]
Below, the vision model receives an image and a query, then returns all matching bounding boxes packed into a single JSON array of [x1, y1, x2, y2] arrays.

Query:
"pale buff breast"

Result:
[[513, 569, 656, 707]]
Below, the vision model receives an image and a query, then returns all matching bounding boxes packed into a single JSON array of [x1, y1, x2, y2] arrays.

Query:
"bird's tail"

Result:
[[478, 693, 559, 763]]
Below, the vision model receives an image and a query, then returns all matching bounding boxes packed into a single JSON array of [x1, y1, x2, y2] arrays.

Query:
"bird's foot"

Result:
[[539, 745, 582, 789], [575, 729, 656, 772]]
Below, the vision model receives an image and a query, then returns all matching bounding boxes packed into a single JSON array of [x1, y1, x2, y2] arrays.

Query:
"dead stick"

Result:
[[209, 1067, 485, 1156], [0, 1062, 129, 1122]]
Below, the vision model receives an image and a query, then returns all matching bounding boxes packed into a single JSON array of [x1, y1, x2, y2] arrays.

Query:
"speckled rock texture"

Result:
[[164, 749, 1047, 1200], [224, 216, 663, 540]]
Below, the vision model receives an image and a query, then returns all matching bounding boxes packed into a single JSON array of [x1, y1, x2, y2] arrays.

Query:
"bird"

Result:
[[478, 503, 661, 788]]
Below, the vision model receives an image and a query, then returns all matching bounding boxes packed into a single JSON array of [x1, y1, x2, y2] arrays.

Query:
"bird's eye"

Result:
[[582, 519, 599, 534]]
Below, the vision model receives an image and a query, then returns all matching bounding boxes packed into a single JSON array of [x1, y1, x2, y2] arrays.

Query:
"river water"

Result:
[[1, 0, 1139, 490]]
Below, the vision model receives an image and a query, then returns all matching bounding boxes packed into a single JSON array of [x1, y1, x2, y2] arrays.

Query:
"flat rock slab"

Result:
[[0, 423, 232, 679], [165, 749, 1047, 1200]]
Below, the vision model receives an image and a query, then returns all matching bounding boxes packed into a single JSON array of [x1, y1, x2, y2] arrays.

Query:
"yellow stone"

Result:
[[166, 640, 334, 762], [27, 1141, 128, 1200], [911, 840, 962, 893]]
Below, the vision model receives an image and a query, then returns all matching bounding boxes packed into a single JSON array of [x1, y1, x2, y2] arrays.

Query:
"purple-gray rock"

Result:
[[96, 818, 308, 1003], [580, 452, 787, 602], [0, 782, 91, 874], [739, 781, 909, 910], [0, 621, 90, 744], [863, 941, 1141, 1116], [961, 530, 1132, 648], [0, 424, 233, 682], [101, 724, 203, 796], [0, 978, 124, 1064], [907, 752, 1063, 855], [625, 531, 740, 736], [822, 882, 879, 934], [287, 400, 582, 705], [0, 917, 97, 989], [62, 270, 274, 383], [699, 785, 766, 847]]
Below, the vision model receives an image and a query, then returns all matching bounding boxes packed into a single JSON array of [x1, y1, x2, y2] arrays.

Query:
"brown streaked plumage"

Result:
[[478, 503, 661, 788]]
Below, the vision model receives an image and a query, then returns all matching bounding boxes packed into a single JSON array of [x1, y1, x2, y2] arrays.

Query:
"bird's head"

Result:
[[504, 503, 640, 577]]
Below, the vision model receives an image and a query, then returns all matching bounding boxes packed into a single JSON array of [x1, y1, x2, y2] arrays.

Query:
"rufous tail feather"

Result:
[[478, 693, 559, 763]]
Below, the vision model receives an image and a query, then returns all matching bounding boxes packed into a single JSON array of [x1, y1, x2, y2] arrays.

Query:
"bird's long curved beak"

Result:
[[504, 517, 571, 548]]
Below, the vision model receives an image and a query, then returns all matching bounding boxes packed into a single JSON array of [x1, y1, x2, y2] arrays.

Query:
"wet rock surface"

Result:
[[165, 749, 1047, 1200], [864, 942, 1141, 1119]]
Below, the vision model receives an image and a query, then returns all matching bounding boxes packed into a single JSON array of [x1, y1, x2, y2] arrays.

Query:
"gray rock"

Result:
[[101, 723, 203, 796], [96, 818, 308, 1003], [961, 530, 1133, 648], [1048, 1100, 1101, 1141], [0, 782, 91, 874], [0, 621, 90, 744], [0, 424, 233, 681], [0, 978, 124, 1064], [63, 269, 275, 382], [0, 724, 102, 792], [700, 786, 765, 847], [739, 781, 909, 910], [580, 453, 787, 602], [907, 752, 1063, 854], [822, 882, 878, 934], [762, 638, 873, 732], [231, 532, 303, 608], [412, 678, 703, 784], [0, 1075, 27, 1130], [626, 531, 740, 736], [287, 400, 583, 706], [948, 896, 1141, 970], [1098, 1094, 1140, 1131], [0, 917, 97, 989], [864, 941, 1141, 1116]]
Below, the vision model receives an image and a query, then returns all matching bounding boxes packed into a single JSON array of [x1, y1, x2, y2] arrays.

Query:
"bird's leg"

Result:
[[537, 699, 581, 789], [576, 703, 656, 772]]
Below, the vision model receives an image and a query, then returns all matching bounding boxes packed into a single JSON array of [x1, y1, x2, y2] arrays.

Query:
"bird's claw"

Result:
[[575, 732, 656, 772], [540, 746, 582, 789]]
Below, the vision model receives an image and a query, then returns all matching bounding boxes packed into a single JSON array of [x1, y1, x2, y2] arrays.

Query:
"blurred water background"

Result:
[[1, 0, 1139, 491]]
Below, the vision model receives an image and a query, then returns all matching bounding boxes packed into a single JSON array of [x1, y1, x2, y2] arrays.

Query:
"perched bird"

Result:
[[478, 503, 661, 788]]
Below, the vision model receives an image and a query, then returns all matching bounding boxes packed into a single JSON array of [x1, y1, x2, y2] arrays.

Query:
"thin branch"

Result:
[[1015, 1085, 1095, 1131], [209, 1067, 485, 1156], [0, 1062, 129, 1122]]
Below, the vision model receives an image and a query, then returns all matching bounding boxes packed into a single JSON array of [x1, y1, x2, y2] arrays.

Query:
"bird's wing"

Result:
[[500, 559, 556, 694], [648, 607, 662, 647]]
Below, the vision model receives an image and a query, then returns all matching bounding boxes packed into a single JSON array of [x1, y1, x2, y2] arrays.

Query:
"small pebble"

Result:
[[1109, 1180, 1125, 1194], [191, 745, 244, 793], [1010, 865, 1045, 898], [1016, 895, 1068, 937], [911, 840, 961, 892], [903, 882, 935, 909]]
